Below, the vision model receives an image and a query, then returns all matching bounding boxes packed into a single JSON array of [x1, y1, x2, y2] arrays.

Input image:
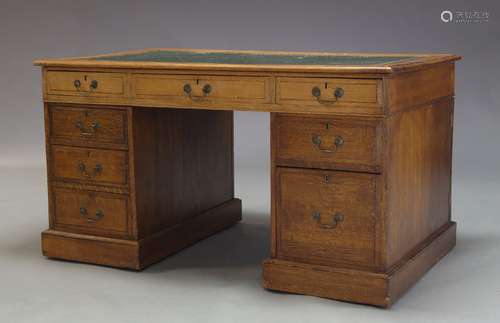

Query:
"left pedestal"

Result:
[[42, 104, 241, 270]]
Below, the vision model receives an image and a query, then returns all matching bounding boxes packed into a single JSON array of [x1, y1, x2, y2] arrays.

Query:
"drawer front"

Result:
[[51, 145, 128, 185], [49, 106, 127, 145], [277, 168, 377, 269], [46, 71, 125, 96], [53, 187, 128, 236], [134, 74, 273, 104], [277, 77, 382, 114], [274, 114, 381, 173]]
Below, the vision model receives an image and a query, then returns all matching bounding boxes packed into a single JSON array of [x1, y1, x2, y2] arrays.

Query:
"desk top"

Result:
[[34, 48, 460, 74]]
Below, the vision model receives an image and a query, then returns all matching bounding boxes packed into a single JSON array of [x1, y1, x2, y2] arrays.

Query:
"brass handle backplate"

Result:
[[79, 207, 104, 222], [312, 135, 344, 153], [89, 80, 98, 90], [311, 86, 344, 104], [75, 121, 100, 136], [334, 87, 344, 99], [312, 211, 344, 229], [78, 162, 102, 178], [202, 84, 212, 95], [311, 86, 321, 98]]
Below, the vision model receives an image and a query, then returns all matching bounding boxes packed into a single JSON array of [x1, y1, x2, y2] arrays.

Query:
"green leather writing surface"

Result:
[[91, 50, 415, 66]]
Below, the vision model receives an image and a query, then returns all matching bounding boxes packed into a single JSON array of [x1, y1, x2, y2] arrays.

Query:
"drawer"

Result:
[[51, 145, 128, 186], [274, 114, 382, 173], [49, 106, 127, 145], [276, 77, 382, 114], [133, 74, 273, 104], [52, 187, 129, 236], [277, 167, 377, 269], [46, 71, 126, 97]]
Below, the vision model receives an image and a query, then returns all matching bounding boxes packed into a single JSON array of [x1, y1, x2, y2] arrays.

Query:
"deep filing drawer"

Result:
[[274, 114, 382, 173], [133, 74, 274, 104], [52, 187, 129, 237], [51, 145, 128, 186], [49, 106, 127, 146], [276, 77, 382, 115], [46, 71, 126, 97], [277, 167, 378, 270]]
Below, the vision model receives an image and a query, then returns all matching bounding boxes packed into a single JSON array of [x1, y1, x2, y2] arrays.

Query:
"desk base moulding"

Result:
[[42, 198, 242, 270]]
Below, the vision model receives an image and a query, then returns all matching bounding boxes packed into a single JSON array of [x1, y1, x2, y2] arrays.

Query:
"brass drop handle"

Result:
[[89, 80, 98, 90], [75, 121, 100, 136], [74, 80, 81, 89], [78, 162, 102, 178], [79, 207, 104, 222], [312, 135, 344, 153], [312, 211, 344, 229], [183, 83, 212, 99], [311, 86, 344, 104]]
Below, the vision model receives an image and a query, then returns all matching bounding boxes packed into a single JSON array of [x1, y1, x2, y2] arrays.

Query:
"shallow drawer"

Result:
[[52, 187, 129, 237], [273, 114, 382, 173], [46, 71, 126, 97], [277, 167, 377, 269], [134, 74, 273, 104], [51, 145, 128, 186], [277, 77, 382, 114], [49, 106, 127, 145]]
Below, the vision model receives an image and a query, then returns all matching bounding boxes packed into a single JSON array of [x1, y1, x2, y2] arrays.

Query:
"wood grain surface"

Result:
[[37, 49, 458, 307]]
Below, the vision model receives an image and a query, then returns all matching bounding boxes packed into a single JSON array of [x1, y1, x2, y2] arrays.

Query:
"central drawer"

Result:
[[133, 74, 274, 104], [273, 114, 382, 173], [51, 145, 128, 186], [276, 167, 378, 269]]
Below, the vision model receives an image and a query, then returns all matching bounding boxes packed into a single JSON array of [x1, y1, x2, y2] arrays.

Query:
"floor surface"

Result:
[[0, 166, 499, 323]]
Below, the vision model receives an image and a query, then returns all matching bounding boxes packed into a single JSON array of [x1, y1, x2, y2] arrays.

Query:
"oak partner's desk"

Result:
[[34, 49, 460, 307]]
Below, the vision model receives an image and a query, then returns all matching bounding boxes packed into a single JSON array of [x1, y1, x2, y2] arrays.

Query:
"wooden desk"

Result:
[[34, 49, 460, 307]]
